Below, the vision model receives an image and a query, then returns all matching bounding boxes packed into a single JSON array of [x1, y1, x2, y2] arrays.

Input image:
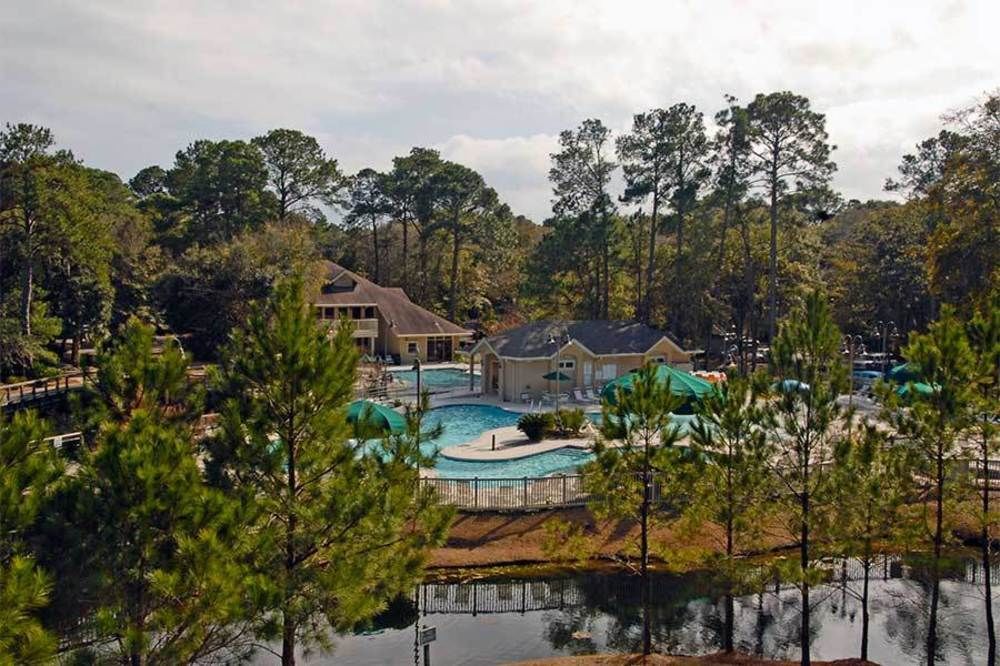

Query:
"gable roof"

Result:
[[476, 320, 687, 359], [315, 262, 471, 337]]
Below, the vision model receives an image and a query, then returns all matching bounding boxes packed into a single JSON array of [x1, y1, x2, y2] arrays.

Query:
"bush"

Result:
[[517, 412, 554, 442], [555, 408, 587, 436]]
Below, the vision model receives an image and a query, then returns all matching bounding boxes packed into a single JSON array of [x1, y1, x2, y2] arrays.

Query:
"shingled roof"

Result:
[[315, 261, 471, 336], [479, 320, 685, 358]]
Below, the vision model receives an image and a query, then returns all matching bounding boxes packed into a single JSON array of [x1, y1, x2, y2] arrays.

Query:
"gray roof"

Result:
[[315, 262, 471, 336], [482, 320, 681, 358]]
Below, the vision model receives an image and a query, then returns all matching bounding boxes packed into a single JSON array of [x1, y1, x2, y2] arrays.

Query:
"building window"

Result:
[[407, 341, 419, 354], [649, 355, 666, 365], [596, 363, 617, 380], [351, 306, 362, 319], [364, 306, 376, 318], [558, 358, 575, 370]]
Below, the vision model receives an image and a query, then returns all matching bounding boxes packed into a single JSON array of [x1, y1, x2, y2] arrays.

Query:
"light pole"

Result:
[[843, 334, 863, 421], [547, 329, 570, 414], [874, 321, 898, 376], [412, 357, 422, 412]]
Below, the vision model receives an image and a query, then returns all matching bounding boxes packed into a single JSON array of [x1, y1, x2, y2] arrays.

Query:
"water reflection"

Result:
[[324, 554, 997, 666]]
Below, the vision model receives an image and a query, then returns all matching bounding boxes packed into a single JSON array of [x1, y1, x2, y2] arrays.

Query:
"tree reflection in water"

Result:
[[328, 553, 997, 666]]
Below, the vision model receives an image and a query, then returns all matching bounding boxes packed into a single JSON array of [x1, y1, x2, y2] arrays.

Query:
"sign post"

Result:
[[418, 625, 436, 666]]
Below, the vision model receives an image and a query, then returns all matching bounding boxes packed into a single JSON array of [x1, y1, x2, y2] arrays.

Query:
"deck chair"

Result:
[[519, 392, 531, 403], [584, 387, 598, 402], [572, 388, 588, 403]]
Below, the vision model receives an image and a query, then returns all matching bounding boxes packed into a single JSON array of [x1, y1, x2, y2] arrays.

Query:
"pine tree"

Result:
[[214, 279, 451, 666], [882, 306, 977, 666], [65, 320, 256, 664], [765, 291, 849, 666], [964, 298, 999, 665], [830, 424, 912, 661], [688, 374, 772, 653], [0, 411, 62, 664], [585, 363, 686, 656]]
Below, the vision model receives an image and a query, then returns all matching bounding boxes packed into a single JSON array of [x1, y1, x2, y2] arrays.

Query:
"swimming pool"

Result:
[[434, 447, 592, 478], [420, 404, 594, 479], [391, 368, 478, 392]]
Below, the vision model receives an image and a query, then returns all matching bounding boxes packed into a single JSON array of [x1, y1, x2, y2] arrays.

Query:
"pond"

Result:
[[318, 553, 997, 665]]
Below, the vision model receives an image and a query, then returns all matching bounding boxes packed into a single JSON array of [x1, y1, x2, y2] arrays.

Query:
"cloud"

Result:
[[2, 0, 999, 221]]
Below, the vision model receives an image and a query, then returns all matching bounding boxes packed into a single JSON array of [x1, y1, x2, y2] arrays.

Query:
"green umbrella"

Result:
[[888, 362, 921, 383], [896, 381, 936, 398], [601, 365, 715, 406], [773, 379, 811, 394], [542, 370, 573, 382], [347, 400, 406, 434]]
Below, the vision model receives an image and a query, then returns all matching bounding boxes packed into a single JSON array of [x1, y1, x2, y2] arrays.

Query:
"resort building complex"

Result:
[[314, 261, 472, 363], [470, 320, 691, 402]]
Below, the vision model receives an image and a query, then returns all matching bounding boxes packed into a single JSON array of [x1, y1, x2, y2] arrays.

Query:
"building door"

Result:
[[427, 337, 453, 362], [583, 361, 593, 387]]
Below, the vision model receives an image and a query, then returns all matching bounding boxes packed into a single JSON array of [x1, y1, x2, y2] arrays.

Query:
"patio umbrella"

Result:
[[347, 400, 406, 434], [773, 379, 811, 394], [601, 365, 715, 407], [888, 362, 921, 383], [542, 370, 573, 382], [896, 381, 936, 398]]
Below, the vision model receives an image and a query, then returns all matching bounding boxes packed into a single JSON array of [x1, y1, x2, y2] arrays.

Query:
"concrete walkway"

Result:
[[439, 425, 595, 461]]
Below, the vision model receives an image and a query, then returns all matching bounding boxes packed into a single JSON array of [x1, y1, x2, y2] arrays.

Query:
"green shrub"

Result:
[[517, 412, 554, 442], [555, 408, 587, 436]]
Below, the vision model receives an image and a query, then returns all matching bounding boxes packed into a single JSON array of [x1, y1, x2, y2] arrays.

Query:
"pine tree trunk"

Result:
[[371, 216, 381, 284], [861, 554, 871, 661], [644, 191, 659, 324], [927, 446, 944, 666], [283, 413, 298, 666], [801, 500, 811, 666], [641, 440, 652, 656], [401, 219, 409, 286], [725, 509, 735, 653], [767, 167, 778, 345], [282, 612, 296, 666], [20, 218, 34, 337], [448, 221, 461, 322], [983, 428, 996, 666]]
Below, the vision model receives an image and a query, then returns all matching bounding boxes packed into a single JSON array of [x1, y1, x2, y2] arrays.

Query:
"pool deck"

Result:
[[439, 425, 594, 461]]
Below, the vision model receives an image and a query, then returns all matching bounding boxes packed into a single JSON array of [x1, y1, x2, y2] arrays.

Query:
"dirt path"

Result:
[[429, 507, 794, 569]]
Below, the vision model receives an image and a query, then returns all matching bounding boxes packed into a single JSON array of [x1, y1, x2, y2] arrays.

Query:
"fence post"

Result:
[[561, 474, 567, 505], [522, 476, 528, 508], [474, 477, 479, 510]]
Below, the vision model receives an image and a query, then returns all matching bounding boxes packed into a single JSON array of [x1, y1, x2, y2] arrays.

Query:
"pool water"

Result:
[[435, 447, 592, 478], [391, 368, 477, 392], [420, 404, 595, 479]]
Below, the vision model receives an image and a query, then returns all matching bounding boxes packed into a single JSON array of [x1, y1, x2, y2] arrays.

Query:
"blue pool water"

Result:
[[420, 404, 595, 479], [391, 368, 477, 392], [435, 447, 593, 478], [422, 404, 520, 453]]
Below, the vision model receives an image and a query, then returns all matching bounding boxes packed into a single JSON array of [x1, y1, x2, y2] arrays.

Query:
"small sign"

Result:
[[418, 626, 436, 645]]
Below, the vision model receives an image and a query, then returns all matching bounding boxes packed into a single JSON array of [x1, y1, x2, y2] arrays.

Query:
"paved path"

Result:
[[439, 425, 594, 461]]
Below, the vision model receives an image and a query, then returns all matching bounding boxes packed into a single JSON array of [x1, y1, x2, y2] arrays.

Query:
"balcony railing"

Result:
[[319, 317, 379, 337]]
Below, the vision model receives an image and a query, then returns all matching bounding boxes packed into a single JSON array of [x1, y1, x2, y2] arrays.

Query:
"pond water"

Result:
[[319, 554, 997, 665]]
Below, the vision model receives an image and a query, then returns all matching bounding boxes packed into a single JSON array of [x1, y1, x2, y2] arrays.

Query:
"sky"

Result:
[[3, 0, 999, 221]]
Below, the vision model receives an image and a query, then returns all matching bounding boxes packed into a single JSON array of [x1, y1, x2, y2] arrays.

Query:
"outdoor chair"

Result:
[[584, 387, 598, 402], [572, 388, 591, 403], [519, 392, 531, 403]]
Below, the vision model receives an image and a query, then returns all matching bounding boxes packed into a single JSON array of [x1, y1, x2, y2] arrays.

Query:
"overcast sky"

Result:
[[3, 1, 999, 221]]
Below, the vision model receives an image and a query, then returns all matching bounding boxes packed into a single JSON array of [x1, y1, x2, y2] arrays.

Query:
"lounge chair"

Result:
[[584, 387, 599, 402], [520, 392, 531, 404], [572, 388, 590, 403]]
